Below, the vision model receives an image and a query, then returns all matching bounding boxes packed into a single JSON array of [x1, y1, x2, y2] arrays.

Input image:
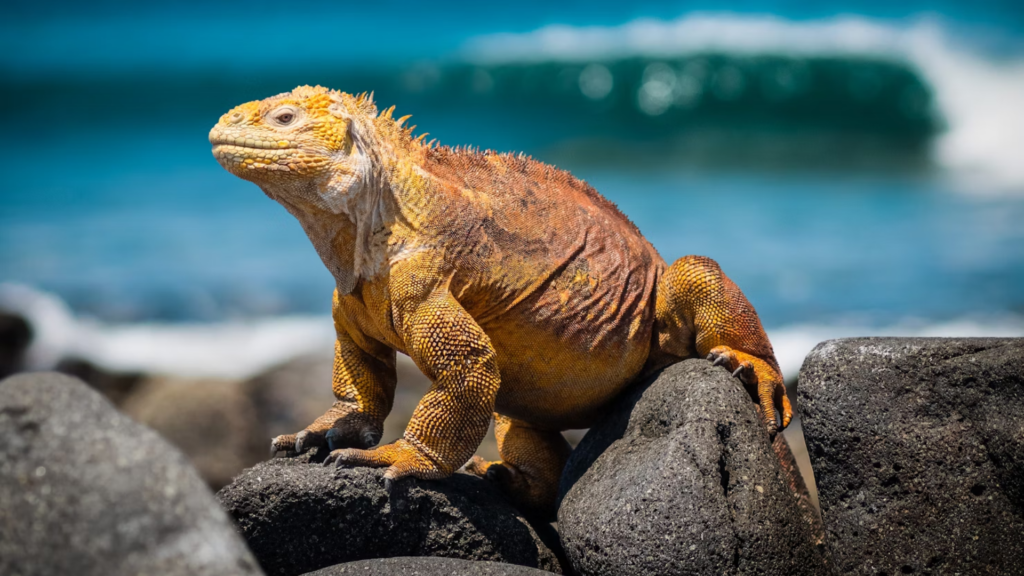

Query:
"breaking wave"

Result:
[[461, 14, 1024, 190]]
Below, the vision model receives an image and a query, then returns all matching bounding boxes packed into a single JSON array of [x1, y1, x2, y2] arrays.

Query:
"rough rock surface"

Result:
[[301, 556, 555, 575], [800, 337, 1024, 575], [0, 372, 263, 576], [558, 359, 830, 576], [218, 455, 563, 576]]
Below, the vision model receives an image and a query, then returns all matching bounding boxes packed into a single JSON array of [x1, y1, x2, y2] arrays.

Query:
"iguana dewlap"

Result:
[[210, 85, 791, 518]]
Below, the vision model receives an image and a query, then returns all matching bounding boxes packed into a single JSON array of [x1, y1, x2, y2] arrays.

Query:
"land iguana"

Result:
[[209, 85, 792, 518]]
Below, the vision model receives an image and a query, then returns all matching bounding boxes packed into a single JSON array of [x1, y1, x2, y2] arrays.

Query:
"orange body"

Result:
[[210, 86, 790, 518]]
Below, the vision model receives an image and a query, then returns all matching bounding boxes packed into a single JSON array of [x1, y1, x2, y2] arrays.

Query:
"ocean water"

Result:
[[2, 3, 1023, 379]]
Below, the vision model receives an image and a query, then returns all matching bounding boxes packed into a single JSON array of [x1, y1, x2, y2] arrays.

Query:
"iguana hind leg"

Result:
[[653, 255, 792, 433], [464, 414, 571, 521]]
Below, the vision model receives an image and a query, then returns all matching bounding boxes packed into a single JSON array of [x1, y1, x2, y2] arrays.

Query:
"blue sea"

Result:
[[2, 1, 1023, 379]]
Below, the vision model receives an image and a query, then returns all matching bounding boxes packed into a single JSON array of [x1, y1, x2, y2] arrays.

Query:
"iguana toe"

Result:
[[325, 439, 444, 475], [464, 456, 517, 486], [708, 351, 729, 367], [270, 433, 299, 456], [707, 347, 743, 370], [463, 455, 491, 476], [270, 402, 382, 459], [483, 461, 556, 521], [732, 361, 755, 385], [295, 429, 325, 454], [483, 463, 514, 484], [323, 427, 381, 451], [707, 345, 791, 435]]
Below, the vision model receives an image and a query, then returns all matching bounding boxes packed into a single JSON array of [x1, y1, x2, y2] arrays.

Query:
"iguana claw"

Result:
[[732, 363, 755, 384], [706, 345, 792, 435], [268, 402, 382, 459], [269, 434, 298, 457], [294, 430, 321, 454]]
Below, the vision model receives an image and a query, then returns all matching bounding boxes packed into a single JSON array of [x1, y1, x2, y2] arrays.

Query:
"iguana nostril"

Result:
[[229, 112, 244, 124]]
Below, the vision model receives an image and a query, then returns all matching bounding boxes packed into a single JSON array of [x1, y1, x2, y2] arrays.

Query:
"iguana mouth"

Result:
[[209, 135, 293, 150]]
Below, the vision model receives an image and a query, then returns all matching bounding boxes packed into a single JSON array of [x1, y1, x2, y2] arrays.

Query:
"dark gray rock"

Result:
[[218, 455, 564, 576], [558, 359, 831, 576], [800, 337, 1024, 575], [0, 372, 263, 576], [122, 375, 268, 490], [55, 356, 144, 407], [301, 556, 555, 575], [0, 311, 32, 378]]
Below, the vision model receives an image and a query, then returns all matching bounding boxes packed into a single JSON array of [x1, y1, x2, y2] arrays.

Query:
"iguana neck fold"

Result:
[[263, 98, 428, 295]]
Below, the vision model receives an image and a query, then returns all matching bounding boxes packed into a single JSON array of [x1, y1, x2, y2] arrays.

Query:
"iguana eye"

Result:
[[269, 107, 299, 126]]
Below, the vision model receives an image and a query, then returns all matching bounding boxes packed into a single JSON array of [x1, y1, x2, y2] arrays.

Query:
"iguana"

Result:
[[209, 85, 791, 518]]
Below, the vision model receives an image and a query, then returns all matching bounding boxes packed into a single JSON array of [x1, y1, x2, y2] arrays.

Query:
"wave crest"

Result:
[[464, 14, 1024, 191]]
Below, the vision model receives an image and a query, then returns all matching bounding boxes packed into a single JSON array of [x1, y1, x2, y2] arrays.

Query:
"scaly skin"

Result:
[[209, 85, 792, 519]]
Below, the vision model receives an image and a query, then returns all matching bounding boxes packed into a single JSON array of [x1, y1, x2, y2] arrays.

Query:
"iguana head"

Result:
[[210, 85, 388, 214]]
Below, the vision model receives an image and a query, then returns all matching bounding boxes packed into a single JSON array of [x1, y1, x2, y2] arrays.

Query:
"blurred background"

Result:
[[1, 1, 1023, 493]]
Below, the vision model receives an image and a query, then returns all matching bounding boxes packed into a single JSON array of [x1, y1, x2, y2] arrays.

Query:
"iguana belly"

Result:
[[473, 255, 663, 429], [485, 319, 652, 430]]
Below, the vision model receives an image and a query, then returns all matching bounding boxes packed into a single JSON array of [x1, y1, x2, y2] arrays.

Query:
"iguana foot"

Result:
[[269, 401, 381, 457], [464, 454, 526, 491], [463, 417, 569, 522], [465, 456, 558, 520], [463, 454, 493, 476], [464, 455, 521, 487], [707, 345, 793, 435], [323, 438, 446, 489]]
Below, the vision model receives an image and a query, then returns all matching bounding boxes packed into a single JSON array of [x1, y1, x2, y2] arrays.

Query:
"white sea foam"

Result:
[[769, 318, 1024, 380], [0, 283, 334, 379], [463, 14, 1024, 192], [3, 283, 1021, 382]]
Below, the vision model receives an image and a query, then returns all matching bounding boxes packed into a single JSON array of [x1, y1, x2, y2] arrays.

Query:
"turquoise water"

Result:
[[2, 2, 1023, 333], [3, 140, 1021, 327]]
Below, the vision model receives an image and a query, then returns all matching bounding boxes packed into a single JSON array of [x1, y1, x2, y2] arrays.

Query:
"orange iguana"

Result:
[[209, 85, 792, 518]]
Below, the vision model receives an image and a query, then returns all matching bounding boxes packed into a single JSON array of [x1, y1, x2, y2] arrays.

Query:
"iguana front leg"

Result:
[[655, 255, 792, 433], [324, 265, 499, 490], [270, 291, 397, 455]]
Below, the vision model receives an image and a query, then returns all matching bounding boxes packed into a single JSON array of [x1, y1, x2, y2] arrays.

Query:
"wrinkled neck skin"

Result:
[[257, 116, 413, 296]]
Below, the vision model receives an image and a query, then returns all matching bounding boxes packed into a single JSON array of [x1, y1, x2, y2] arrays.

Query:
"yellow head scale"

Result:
[[208, 85, 365, 183]]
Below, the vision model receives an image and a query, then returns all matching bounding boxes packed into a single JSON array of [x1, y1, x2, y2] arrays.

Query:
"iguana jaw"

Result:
[[209, 124, 329, 180]]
